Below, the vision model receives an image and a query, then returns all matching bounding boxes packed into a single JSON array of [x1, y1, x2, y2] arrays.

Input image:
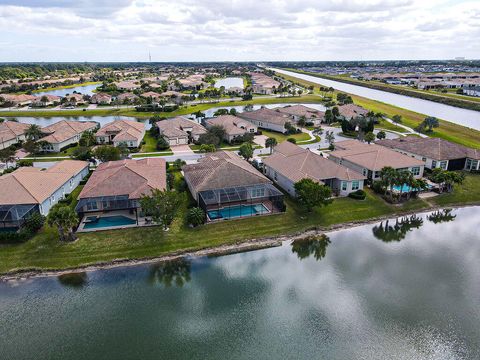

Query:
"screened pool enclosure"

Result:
[[198, 184, 285, 221], [0, 204, 39, 230]]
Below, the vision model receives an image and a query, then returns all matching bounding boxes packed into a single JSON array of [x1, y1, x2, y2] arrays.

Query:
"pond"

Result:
[[7, 115, 151, 129], [214, 77, 244, 89], [1, 206, 479, 359], [34, 83, 100, 97], [271, 68, 480, 131]]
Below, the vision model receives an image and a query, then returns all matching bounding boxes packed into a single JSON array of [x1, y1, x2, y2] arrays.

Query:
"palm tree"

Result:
[[422, 116, 440, 132], [47, 205, 79, 242], [265, 137, 278, 154], [25, 124, 42, 141], [380, 166, 397, 203], [0, 147, 16, 168]]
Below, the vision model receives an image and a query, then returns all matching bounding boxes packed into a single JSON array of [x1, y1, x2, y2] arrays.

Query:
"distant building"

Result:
[[464, 86, 480, 97], [90, 93, 112, 104]]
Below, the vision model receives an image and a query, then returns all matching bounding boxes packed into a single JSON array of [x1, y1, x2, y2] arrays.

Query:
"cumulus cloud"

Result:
[[0, 0, 478, 61]]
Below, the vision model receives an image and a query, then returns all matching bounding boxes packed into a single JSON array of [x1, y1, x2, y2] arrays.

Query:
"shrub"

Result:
[[371, 181, 385, 195], [186, 207, 205, 227], [17, 159, 33, 167], [0, 229, 33, 244], [23, 212, 45, 233], [348, 189, 366, 200], [156, 137, 170, 150], [287, 138, 297, 144]]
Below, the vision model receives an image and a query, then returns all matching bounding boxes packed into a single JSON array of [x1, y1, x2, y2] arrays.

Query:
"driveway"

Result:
[[171, 144, 195, 155], [253, 135, 268, 147]]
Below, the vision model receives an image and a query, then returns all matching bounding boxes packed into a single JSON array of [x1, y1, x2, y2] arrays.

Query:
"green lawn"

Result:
[[261, 130, 310, 143], [0, 187, 441, 275], [430, 173, 480, 207], [131, 152, 173, 158], [140, 132, 158, 152]]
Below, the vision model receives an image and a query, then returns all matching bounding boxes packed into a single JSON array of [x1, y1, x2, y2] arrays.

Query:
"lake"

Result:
[[1, 206, 479, 360], [271, 68, 480, 131], [8, 115, 151, 129], [214, 77, 244, 89], [34, 83, 100, 97]]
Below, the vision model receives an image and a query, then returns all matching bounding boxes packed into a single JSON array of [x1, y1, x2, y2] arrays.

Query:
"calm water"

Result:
[[214, 77, 244, 89], [271, 68, 480, 130], [34, 83, 100, 97], [1, 206, 479, 360], [8, 115, 150, 129]]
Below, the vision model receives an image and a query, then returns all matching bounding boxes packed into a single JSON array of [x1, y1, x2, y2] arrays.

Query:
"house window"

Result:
[[351, 181, 359, 191], [362, 168, 367, 176], [251, 188, 265, 198], [422, 157, 427, 162], [432, 160, 437, 168], [472, 160, 479, 170], [411, 167, 420, 176], [341, 181, 347, 191], [466, 159, 472, 169], [440, 161, 447, 170], [86, 201, 98, 211]]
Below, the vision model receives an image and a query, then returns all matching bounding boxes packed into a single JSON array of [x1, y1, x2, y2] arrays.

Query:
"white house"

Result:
[[39, 120, 98, 152]]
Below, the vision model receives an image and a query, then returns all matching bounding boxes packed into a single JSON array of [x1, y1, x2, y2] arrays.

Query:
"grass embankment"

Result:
[[285, 68, 480, 111], [4, 173, 479, 275], [274, 71, 480, 149]]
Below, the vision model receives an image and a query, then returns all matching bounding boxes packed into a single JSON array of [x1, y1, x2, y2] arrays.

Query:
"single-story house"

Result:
[[90, 93, 112, 105], [249, 72, 281, 94], [376, 137, 480, 171], [329, 140, 425, 181], [0, 121, 30, 149], [275, 105, 325, 125], [205, 115, 257, 143], [464, 86, 480, 97], [263, 141, 366, 197], [116, 92, 139, 103], [157, 117, 206, 146], [39, 120, 98, 152], [182, 151, 284, 221], [238, 108, 290, 133], [75, 158, 166, 227], [0, 160, 89, 229], [337, 104, 368, 119], [64, 93, 86, 106], [160, 91, 189, 104], [141, 91, 162, 102], [96, 120, 145, 148], [115, 80, 140, 91], [31, 94, 61, 107], [0, 94, 37, 106]]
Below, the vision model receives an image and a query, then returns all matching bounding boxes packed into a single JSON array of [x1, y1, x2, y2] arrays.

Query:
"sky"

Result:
[[0, 0, 479, 62]]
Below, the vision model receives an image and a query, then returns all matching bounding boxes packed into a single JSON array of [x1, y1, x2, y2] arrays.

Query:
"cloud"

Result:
[[0, 0, 478, 61]]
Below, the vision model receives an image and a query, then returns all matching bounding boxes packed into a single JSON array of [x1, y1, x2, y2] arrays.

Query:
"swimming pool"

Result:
[[83, 215, 136, 229], [207, 204, 269, 220], [392, 183, 433, 192]]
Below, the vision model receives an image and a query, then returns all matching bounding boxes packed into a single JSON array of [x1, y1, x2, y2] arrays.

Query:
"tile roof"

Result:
[[157, 117, 206, 139], [376, 137, 480, 161], [338, 104, 368, 119], [0, 160, 88, 205], [182, 151, 270, 194], [275, 105, 325, 119], [0, 121, 30, 142], [238, 108, 290, 126], [205, 115, 254, 136], [40, 120, 97, 144], [79, 158, 166, 200], [264, 141, 365, 184], [329, 140, 424, 171], [96, 120, 145, 143]]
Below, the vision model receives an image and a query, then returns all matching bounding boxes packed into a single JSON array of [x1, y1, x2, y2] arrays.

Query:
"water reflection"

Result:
[[291, 234, 331, 260], [148, 258, 191, 287], [372, 215, 423, 242], [57, 272, 88, 289], [427, 209, 456, 224]]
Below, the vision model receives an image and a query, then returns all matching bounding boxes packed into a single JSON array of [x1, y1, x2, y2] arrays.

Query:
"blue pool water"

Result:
[[392, 183, 433, 192], [83, 215, 136, 229], [208, 204, 269, 220]]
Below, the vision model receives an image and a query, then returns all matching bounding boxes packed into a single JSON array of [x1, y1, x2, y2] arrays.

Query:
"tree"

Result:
[[140, 189, 181, 230], [173, 158, 186, 171], [364, 132, 376, 144], [199, 144, 216, 153], [238, 142, 253, 161], [325, 130, 335, 149], [429, 168, 465, 193], [392, 114, 402, 123], [379, 166, 398, 203], [25, 124, 42, 141], [265, 137, 278, 154], [23, 139, 40, 155], [376, 130, 387, 140], [79, 130, 96, 147], [419, 116, 440, 132], [93, 145, 121, 162], [47, 205, 79, 242], [156, 137, 170, 150], [72, 146, 92, 161], [186, 207, 205, 227], [297, 116, 307, 127], [0, 147, 16, 167], [294, 178, 332, 212]]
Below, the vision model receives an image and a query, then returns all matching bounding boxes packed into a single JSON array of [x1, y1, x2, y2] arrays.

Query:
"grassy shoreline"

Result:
[[1, 173, 478, 276], [31, 81, 101, 94]]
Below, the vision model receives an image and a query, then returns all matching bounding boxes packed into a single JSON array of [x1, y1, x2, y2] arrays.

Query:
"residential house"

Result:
[[0, 121, 30, 149], [64, 93, 86, 106], [249, 72, 280, 94], [275, 105, 325, 125], [376, 137, 480, 171], [39, 120, 98, 152], [90, 93, 112, 105], [157, 117, 206, 146], [182, 151, 284, 221], [75, 158, 166, 227], [141, 91, 162, 102], [160, 91, 189, 104], [238, 108, 290, 133], [205, 115, 257, 143], [115, 80, 140, 91], [337, 104, 368, 119], [464, 86, 480, 97], [0, 94, 37, 106], [31, 94, 61, 107], [116, 92, 139, 104], [95, 120, 145, 148], [0, 160, 89, 229], [328, 140, 425, 181], [263, 141, 366, 197]]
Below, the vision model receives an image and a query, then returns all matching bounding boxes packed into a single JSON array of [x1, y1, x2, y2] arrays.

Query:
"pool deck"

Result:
[[77, 210, 156, 233]]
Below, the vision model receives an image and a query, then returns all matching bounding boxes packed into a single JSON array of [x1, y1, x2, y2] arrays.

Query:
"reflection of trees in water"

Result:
[[291, 234, 331, 261], [148, 258, 191, 287], [57, 272, 88, 288], [427, 209, 456, 224], [372, 215, 423, 243]]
